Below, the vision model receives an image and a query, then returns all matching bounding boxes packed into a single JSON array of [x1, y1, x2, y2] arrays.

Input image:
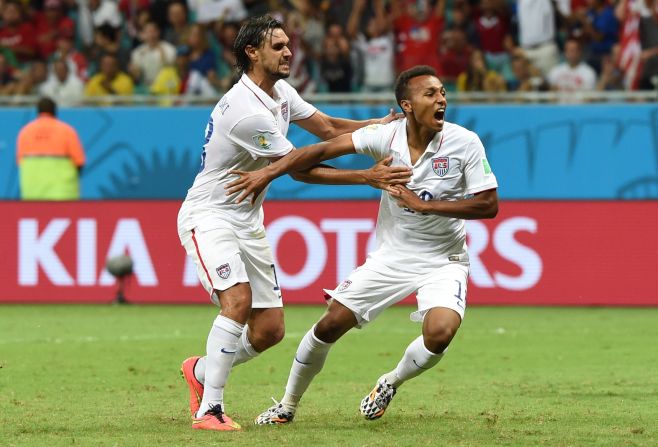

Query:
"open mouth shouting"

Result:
[[434, 108, 446, 124]]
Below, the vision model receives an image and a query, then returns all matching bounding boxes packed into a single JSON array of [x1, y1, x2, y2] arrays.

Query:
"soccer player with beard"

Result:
[[225, 65, 499, 424], [177, 15, 410, 431]]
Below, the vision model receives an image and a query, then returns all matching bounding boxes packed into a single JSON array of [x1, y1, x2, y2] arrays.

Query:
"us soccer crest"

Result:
[[281, 101, 289, 121], [216, 263, 231, 279], [432, 157, 449, 177], [337, 280, 352, 292]]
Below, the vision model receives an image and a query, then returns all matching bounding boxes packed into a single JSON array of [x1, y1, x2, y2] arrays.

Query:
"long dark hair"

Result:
[[233, 15, 284, 73]]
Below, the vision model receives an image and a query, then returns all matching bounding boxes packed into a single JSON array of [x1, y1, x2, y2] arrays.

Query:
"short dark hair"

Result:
[[37, 97, 57, 116], [394, 65, 438, 108], [233, 15, 285, 73]]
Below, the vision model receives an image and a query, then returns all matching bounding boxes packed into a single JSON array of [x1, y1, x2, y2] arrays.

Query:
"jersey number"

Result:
[[199, 117, 214, 172], [404, 190, 434, 215]]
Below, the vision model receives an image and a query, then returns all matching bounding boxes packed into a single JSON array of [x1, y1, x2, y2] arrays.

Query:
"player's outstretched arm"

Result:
[[226, 133, 357, 204], [295, 109, 403, 140], [289, 156, 412, 189], [389, 186, 499, 219]]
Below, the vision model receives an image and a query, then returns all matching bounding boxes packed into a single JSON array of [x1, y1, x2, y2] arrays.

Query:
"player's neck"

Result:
[[246, 70, 277, 97], [406, 120, 437, 153]]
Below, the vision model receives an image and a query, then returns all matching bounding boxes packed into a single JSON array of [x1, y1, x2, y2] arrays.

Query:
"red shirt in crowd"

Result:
[[34, 13, 75, 58], [475, 12, 509, 54], [393, 14, 445, 74], [0, 23, 37, 63]]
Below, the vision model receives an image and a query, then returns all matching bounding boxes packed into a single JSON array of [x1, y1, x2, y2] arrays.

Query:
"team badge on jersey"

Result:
[[281, 101, 289, 121], [252, 133, 272, 150], [337, 279, 352, 292], [432, 157, 450, 177], [217, 263, 231, 279]]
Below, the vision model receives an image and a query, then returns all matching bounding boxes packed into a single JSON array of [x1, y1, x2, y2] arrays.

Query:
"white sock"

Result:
[[232, 325, 259, 366], [382, 335, 444, 388], [280, 327, 332, 412], [196, 315, 244, 418], [192, 325, 259, 385]]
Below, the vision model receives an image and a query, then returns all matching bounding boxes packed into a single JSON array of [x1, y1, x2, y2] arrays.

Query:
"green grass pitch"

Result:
[[1, 305, 657, 446]]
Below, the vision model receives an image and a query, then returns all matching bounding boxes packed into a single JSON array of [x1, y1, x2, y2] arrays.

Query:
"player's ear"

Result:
[[245, 45, 258, 64], [400, 99, 412, 114]]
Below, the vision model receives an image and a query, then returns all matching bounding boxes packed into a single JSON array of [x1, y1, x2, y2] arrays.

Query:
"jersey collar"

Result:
[[240, 73, 279, 112], [392, 119, 444, 157]]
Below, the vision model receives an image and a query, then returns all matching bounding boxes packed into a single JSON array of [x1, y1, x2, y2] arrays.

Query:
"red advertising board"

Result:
[[2, 201, 657, 305]]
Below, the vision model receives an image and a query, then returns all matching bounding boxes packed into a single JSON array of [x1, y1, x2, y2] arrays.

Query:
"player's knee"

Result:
[[250, 323, 285, 349], [423, 325, 457, 353]]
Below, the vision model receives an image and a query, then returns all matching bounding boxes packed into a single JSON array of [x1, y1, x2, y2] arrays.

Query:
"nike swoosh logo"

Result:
[[221, 348, 237, 354], [294, 356, 311, 365], [412, 359, 431, 370]]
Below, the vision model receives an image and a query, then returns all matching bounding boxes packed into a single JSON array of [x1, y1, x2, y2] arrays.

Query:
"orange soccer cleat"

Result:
[[192, 404, 242, 431], [180, 356, 204, 417]]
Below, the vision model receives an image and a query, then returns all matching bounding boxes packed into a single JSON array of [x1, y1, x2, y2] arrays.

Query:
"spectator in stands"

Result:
[[85, 53, 135, 97], [207, 20, 240, 91], [597, 45, 624, 90], [474, 0, 512, 76], [439, 27, 473, 86], [573, 0, 619, 73], [16, 97, 85, 200], [320, 21, 352, 92], [119, 0, 152, 47], [516, 0, 560, 76], [281, 10, 316, 94], [456, 49, 507, 92], [77, 0, 123, 47], [347, 0, 395, 92], [547, 38, 597, 92], [34, 0, 75, 59], [0, 0, 36, 63], [150, 44, 216, 98], [129, 20, 176, 88], [186, 23, 215, 77], [40, 58, 84, 106], [320, 36, 352, 92], [508, 50, 548, 91], [391, 0, 446, 75], [164, 1, 191, 47], [88, 24, 128, 74], [188, 0, 247, 25], [14, 60, 48, 94], [288, 0, 324, 65], [449, 0, 477, 43], [52, 35, 88, 81], [0, 52, 19, 94], [637, 0, 658, 90]]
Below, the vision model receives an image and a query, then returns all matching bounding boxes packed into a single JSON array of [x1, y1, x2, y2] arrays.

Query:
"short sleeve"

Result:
[[463, 134, 498, 195], [229, 114, 294, 159], [351, 123, 391, 161], [280, 81, 317, 121]]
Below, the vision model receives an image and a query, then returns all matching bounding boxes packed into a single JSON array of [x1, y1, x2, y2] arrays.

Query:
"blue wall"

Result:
[[2, 104, 657, 199]]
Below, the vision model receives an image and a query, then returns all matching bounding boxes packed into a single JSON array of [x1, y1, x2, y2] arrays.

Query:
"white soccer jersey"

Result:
[[352, 119, 498, 267], [178, 73, 317, 238]]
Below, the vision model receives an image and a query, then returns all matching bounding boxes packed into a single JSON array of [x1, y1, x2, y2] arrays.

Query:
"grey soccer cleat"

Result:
[[360, 377, 397, 420], [255, 398, 295, 425]]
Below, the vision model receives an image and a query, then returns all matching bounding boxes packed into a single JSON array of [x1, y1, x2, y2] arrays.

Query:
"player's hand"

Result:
[[364, 156, 412, 190], [388, 184, 426, 212], [225, 169, 272, 205], [378, 108, 404, 125]]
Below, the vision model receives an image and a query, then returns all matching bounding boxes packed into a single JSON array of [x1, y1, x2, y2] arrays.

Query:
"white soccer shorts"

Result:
[[324, 256, 468, 327], [179, 227, 283, 308]]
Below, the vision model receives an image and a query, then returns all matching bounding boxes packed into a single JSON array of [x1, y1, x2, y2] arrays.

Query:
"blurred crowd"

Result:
[[1, 0, 657, 105]]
